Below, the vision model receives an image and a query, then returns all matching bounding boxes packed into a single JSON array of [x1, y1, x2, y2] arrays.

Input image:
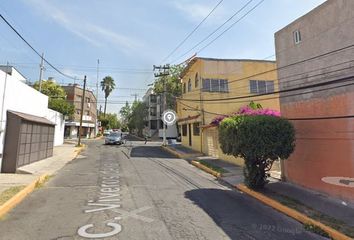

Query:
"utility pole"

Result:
[[38, 53, 44, 92], [96, 59, 100, 136], [131, 93, 138, 102], [153, 64, 170, 146], [78, 75, 87, 147], [96, 59, 100, 101]]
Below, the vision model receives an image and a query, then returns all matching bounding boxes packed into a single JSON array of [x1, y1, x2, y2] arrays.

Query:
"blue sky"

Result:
[[0, 0, 326, 113]]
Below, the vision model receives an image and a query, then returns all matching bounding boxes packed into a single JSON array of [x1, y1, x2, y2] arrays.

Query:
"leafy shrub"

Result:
[[219, 115, 295, 189]]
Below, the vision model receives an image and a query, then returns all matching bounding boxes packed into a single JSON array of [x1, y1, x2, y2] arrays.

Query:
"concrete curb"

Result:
[[0, 174, 49, 219], [161, 146, 202, 159], [235, 184, 352, 240], [191, 160, 221, 178], [74, 144, 86, 159]]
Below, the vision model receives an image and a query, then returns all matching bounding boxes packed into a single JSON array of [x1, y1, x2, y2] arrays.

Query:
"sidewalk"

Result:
[[163, 144, 354, 239], [0, 142, 82, 195]]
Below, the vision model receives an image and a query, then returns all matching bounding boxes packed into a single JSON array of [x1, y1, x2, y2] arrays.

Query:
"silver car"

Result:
[[105, 132, 123, 145]]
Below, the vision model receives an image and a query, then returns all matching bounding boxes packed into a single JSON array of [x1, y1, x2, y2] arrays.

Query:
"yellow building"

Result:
[[177, 57, 280, 166]]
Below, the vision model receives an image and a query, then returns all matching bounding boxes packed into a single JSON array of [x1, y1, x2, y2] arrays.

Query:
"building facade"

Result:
[[0, 66, 64, 172], [177, 57, 280, 165], [275, 0, 354, 201], [143, 88, 178, 139], [62, 84, 97, 139]]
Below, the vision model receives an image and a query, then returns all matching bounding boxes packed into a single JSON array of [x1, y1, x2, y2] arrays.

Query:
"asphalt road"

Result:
[[0, 138, 327, 240]]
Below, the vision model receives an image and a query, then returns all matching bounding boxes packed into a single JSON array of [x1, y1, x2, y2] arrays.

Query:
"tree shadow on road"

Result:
[[184, 188, 321, 240], [130, 146, 176, 159]]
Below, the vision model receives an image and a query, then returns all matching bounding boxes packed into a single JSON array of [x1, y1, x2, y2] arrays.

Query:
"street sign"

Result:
[[162, 110, 177, 126], [321, 177, 354, 188]]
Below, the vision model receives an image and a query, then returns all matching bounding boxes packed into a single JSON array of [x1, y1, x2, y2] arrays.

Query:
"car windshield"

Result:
[[108, 133, 120, 137]]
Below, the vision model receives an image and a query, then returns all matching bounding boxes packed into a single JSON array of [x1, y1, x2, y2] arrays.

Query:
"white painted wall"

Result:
[[0, 69, 62, 169], [45, 109, 64, 146]]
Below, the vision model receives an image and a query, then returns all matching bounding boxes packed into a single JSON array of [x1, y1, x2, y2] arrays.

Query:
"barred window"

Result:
[[249, 80, 275, 94], [202, 79, 228, 92]]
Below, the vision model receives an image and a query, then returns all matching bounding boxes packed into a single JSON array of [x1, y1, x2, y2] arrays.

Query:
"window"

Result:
[[76, 109, 81, 115], [150, 107, 157, 116], [150, 120, 157, 130], [193, 122, 200, 136], [150, 95, 157, 104], [188, 79, 192, 92], [183, 83, 186, 94], [85, 110, 90, 116], [182, 124, 187, 136], [249, 80, 275, 94], [202, 79, 229, 92], [195, 73, 199, 88], [76, 95, 82, 102], [293, 30, 301, 44], [86, 97, 90, 103]]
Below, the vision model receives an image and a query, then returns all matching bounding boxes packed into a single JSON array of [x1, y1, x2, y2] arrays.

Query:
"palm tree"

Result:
[[100, 76, 115, 117]]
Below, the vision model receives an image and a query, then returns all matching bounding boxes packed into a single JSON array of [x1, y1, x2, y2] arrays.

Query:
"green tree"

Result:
[[100, 76, 115, 117], [98, 113, 121, 129], [33, 80, 74, 116], [128, 101, 148, 136], [219, 115, 295, 189], [119, 101, 131, 128], [153, 65, 183, 109]]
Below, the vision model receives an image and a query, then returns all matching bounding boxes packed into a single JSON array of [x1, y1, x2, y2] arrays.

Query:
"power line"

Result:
[[161, 0, 224, 63], [170, 0, 256, 64], [178, 96, 354, 121], [197, 0, 266, 54], [179, 76, 354, 105], [179, 73, 354, 102], [184, 42, 354, 95], [0, 13, 82, 81]]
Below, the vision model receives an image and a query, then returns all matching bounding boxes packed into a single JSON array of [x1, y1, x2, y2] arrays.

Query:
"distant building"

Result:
[[143, 88, 177, 139], [177, 57, 280, 165], [275, 0, 354, 201], [62, 84, 97, 139]]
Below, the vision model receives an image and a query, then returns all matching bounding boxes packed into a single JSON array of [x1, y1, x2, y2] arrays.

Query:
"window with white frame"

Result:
[[249, 80, 274, 94], [293, 30, 301, 44]]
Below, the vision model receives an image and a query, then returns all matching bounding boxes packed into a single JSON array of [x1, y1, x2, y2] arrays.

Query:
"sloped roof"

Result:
[[8, 110, 55, 126]]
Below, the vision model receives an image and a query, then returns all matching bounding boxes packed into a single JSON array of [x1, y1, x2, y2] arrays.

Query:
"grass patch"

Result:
[[304, 223, 331, 239], [264, 190, 354, 238], [35, 175, 53, 189], [198, 160, 227, 174], [0, 186, 26, 206]]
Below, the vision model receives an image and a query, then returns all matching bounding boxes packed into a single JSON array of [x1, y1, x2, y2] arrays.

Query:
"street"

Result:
[[0, 138, 326, 240]]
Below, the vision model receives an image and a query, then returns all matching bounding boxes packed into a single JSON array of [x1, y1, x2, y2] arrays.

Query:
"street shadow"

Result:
[[130, 146, 175, 159], [184, 188, 319, 240]]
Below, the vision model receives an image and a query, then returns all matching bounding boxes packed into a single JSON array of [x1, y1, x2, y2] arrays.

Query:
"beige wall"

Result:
[[177, 58, 280, 166]]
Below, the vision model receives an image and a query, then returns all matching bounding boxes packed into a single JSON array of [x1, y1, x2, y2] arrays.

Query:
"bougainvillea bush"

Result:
[[218, 104, 295, 189]]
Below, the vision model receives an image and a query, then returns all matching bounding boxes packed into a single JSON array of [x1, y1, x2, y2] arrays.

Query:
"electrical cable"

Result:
[[0, 13, 83, 81], [170, 0, 255, 64], [161, 0, 224, 63]]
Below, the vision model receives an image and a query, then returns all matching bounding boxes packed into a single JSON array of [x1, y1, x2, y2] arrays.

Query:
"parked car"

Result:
[[103, 129, 112, 136], [105, 132, 123, 145]]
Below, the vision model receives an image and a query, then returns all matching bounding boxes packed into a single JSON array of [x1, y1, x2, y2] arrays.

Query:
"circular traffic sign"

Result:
[[162, 110, 177, 126]]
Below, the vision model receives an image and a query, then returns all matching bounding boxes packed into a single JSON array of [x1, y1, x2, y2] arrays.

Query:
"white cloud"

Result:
[[25, 0, 143, 53], [172, 0, 229, 24]]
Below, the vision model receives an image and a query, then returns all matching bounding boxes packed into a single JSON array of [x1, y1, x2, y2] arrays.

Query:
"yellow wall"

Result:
[[177, 58, 280, 166]]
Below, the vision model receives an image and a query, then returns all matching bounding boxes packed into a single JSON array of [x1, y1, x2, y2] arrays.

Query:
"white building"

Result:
[[0, 66, 64, 172], [143, 88, 177, 139]]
